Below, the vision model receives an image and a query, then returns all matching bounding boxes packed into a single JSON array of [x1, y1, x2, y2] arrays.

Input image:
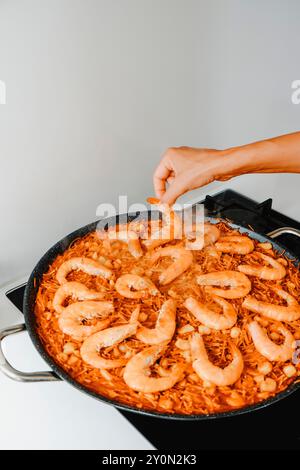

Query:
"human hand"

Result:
[[153, 133, 300, 204], [153, 146, 234, 204]]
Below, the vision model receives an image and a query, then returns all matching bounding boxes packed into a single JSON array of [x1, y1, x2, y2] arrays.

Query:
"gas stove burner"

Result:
[[203, 190, 300, 257], [214, 207, 269, 231], [4, 189, 300, 450], [204, 191, 273, 216]]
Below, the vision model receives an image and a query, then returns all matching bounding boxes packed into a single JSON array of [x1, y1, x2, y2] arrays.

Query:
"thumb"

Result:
[[160, 175, 188, 205]]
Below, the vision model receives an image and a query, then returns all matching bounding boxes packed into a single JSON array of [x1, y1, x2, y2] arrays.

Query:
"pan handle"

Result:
[[0, 323, 60, 382], [267, 227, 300, 239]]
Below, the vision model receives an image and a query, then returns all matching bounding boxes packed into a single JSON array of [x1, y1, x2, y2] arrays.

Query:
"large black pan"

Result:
[[1, 210, 300, 420]]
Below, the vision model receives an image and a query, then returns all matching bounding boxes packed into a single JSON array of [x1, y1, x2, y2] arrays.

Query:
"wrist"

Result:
[[214, 147, 252, 180], [219, 139, 277, 177]]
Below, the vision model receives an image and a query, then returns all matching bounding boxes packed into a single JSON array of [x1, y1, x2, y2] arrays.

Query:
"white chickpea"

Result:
[[179, 324, 195, 335], [260, 378, 277, 392], [198, 325, 211, 335], [283, 364, 297, 378], [258, 361, 272, 375], [254, 374, 265, 384], [63, 342, 76, 355], [230, 327, 241, 339], [202, 380, 213, 388], [175, 338, 190, 351]]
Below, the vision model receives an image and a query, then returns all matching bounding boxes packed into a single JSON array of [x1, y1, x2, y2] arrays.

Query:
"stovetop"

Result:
[[5, 190, 300, 450]]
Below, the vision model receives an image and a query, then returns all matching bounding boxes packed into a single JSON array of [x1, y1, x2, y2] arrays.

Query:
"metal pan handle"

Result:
[[0, 323, 60, 382], [267, 227, 300, 239]]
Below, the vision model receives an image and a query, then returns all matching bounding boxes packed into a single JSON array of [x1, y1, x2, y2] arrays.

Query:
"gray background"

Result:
[[0, 0, 299, 284]]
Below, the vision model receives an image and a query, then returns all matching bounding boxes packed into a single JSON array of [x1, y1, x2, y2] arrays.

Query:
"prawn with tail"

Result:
[[238, 252, 286, 280], [56, 257, 113, 284], [184, 295, 237, 330], [136, 299, 176, 344], [243, 288, 300, 322], [196, 271, 251, 299], [115, 274, 160, 299], [190, 333, 244, 386], [80, 307, 140, 369], [53, 281, 105, 314], [58, 300, 114, 341], [123, 343, 185, 393], [248, 321, 295, 362], [150, 246, 193, 285], [107, 230, 143, 259], [185, 223, 220, 250], [215, 235, 254, 255]]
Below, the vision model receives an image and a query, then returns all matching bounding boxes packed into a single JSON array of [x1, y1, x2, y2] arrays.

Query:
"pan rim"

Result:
[[23, 211, 300, 420]]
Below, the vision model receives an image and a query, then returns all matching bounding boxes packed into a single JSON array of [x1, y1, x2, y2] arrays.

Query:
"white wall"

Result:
[[0, 0, 299, 284]]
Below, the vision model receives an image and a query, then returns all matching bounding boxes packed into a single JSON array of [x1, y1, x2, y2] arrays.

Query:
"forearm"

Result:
[[221, 132, 300, 179], [154, 132, 300, 204]]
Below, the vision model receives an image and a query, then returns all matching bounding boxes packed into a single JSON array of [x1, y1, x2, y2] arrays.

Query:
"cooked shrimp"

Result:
[[123, 344, 185, 392], [80, 317, 139, 369], [115, 274, 159, 299], [53, 281, 104, 314], [190, 333, 244, 386], [243, 288, 300, 322], [215, 235, 254, 255], [150, 246, 193, 285], [196, 271, 251, 299], [184, 295, 237, 330], [107, 230, 143, 258], [204, 224, 221, 245], [143, 197, 182, 250], [136, 299, 176, 344], [238, 253, 286, 280], [185, 223, 220, 250], [58, 300, 114, 341], [248, 321, 295, 362], [56, 257, 113, 284], [204, 245, 220, 258]]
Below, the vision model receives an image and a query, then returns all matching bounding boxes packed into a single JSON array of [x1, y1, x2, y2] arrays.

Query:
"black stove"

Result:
[[6, 190, 300, 450]]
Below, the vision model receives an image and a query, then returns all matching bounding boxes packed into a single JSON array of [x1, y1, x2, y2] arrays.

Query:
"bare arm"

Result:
[[153, 132, 300, 204]]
